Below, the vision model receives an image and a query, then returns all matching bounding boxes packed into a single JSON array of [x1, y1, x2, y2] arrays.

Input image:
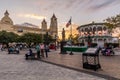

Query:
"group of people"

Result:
[[8, 46, 19, 54], [25, 43, 49, 59], [101, 45, 115, 56]]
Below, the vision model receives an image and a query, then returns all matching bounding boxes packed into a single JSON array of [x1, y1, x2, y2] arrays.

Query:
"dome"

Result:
[[0, 10, 13, 25]]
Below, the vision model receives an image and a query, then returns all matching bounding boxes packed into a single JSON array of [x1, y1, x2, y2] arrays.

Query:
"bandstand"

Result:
[[77, 22, 113, 47]]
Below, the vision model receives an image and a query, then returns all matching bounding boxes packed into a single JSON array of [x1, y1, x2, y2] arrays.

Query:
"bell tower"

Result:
[[49, 13, 58, 38], [41, 19, 47, 31]]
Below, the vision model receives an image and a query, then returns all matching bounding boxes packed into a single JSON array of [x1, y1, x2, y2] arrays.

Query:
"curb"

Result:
[[40, 60, 119, 80]]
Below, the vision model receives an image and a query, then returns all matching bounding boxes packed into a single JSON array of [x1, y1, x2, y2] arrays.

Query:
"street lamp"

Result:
[[87, 34, 92, 47], [45, 32, 48, 45], [69, 34, 74, 55], [44, 32, 49, 57], [54, 34, 57, 50]]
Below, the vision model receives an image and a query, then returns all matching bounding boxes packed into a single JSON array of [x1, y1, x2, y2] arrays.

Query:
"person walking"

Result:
[[36, 44, 41, 59]]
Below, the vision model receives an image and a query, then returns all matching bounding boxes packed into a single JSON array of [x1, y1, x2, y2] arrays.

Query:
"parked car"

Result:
[[49, 44, 56, 50]]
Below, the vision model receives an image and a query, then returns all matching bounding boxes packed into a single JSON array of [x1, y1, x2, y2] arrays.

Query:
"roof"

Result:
[[77, 22, 106, 30]]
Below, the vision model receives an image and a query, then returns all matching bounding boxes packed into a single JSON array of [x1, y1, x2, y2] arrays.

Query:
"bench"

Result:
[[25, 53, 37, 60], [8, 49, 19, 54]]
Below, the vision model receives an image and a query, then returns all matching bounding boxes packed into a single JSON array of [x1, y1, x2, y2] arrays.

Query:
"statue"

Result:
[[62, 28, 65, 41], [60, 28, 67, 54]]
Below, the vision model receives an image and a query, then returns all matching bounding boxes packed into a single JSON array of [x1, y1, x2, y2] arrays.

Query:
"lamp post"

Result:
[[45, 32, 48, 45], [87, 34, 92, 47], [69, 35, 73, 55], [54, 34, 57, 50], [44, 32, 49, 57]]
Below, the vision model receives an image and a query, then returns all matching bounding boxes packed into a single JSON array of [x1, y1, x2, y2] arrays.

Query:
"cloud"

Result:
[[64, 0, 76, 9], [18, 14, 46, 20], [92, 0, 114, 9], [86, 0, 120, 12]]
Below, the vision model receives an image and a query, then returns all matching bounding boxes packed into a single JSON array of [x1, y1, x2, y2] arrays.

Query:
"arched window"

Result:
[[85, 28, 88, 32], [103, 27, 106, 31], [93, 27, 96, 34], [97, 27, 102, 31]]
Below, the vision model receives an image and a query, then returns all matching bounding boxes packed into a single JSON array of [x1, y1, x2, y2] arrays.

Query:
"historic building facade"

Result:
[[0, 10, 58, 38], [49, 14, 58, 38], [77, 22, 114, 47]]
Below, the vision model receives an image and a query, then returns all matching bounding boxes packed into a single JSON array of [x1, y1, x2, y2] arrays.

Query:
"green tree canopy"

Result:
[[104, 14, 120, 33], [0, 30, 19, 44], [67, 34, 79, 44], [43, 32, 53, 44], [19, 33, 42, 44]]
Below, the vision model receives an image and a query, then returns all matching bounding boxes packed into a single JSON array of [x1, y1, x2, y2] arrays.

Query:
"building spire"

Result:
[[4, 10, 9, 16], [52, 13, 56, 18], [43, 18, 46, 22]]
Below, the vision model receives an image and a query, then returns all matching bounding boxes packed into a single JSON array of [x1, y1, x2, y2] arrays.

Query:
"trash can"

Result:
[[82, 48, 101, 71]]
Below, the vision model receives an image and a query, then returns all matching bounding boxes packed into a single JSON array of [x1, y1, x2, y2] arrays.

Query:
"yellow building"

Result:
[[0, 10, 58, 37]]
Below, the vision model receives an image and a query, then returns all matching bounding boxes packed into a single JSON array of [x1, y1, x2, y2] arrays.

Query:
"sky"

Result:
[[0, 0, 120, 36]]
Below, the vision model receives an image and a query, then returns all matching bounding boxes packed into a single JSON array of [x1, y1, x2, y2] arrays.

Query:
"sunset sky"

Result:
[[0, 0, 120, 37]]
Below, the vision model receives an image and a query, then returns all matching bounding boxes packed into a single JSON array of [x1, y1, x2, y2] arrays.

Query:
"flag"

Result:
[[66, 18, 71, 28]]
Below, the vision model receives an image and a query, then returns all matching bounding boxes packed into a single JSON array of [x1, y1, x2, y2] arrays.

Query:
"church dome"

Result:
[[0, 10, 13, 25]]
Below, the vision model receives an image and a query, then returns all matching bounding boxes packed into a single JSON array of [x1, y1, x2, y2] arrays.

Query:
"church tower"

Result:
[[49, 14, 58, 38], [41, 19, 47, 32], [0, 10, 13, 25]]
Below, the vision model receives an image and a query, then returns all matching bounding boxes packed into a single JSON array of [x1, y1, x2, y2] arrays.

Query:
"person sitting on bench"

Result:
[[25, 48, 34, 59]]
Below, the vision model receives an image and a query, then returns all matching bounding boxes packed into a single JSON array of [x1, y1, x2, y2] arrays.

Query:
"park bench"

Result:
[[25, 53, 37, 60]]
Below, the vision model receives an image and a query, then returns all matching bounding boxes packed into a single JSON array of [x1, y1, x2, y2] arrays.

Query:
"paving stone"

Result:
[[0, 51, 106, 80]]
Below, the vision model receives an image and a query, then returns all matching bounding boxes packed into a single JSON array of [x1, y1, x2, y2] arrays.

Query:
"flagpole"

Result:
[[69, 17, 73, 55]]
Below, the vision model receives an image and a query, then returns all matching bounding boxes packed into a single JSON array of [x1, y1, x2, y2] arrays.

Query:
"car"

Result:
[[49, 44, 56, 50]]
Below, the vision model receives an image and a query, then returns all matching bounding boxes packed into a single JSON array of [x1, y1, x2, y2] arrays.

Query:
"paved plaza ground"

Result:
[[42, 49, 120, 80], [0, 48, 120, 80], [0, 50, 106, 80]]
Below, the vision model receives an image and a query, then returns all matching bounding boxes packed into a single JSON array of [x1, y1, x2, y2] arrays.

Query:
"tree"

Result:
[[0, 31, 19, 44], [104, 14, 120, 33], [19, 33, 42, 46], [67, 34, 74, 41], [72, 34, 79, 44], [67, 34, 79, 44], [43, 32, 54, 44]]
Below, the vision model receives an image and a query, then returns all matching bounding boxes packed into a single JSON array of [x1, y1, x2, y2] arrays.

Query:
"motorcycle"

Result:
[[101, 47, 115, 56]]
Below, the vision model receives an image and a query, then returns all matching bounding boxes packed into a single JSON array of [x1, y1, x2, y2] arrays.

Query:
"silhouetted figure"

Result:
[[62, 28, 65, 41], [44, 44, 49, 58]]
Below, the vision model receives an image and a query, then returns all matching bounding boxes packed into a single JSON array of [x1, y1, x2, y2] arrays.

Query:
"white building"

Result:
[[77, 22, 118, 47]]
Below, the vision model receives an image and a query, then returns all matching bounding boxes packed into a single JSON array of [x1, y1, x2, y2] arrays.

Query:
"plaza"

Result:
[[0, 0, 120, 80], [0, 49, 120, 80]]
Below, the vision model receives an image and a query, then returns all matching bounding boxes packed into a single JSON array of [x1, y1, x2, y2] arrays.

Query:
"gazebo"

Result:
[[77, 22, 113, 47]]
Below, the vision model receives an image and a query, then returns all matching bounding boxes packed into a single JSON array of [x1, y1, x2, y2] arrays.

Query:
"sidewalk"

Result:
[[41, 49, 120, 80]]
